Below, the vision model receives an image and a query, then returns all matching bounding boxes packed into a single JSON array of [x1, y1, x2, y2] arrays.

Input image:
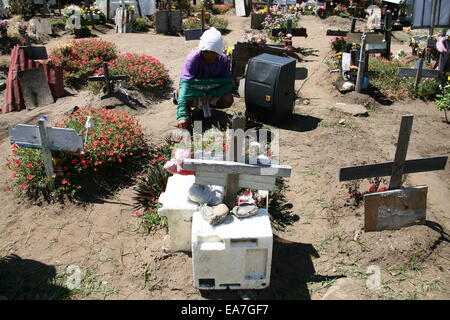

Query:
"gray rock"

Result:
[[232, 205, 259, 219], [188, 184, 224, 206], [321, 278, 365, 300], [331, 103, 368, 117], [201, 204, 229, 225]]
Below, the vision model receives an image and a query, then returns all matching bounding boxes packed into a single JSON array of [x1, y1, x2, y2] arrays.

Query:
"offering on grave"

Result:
[[163, 148, 195, 175], [188, 184, 224, 206], [232, 190, 259, 219], [200, 203, 229, 225]]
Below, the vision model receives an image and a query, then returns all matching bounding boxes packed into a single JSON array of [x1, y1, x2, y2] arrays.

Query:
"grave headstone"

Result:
[[17, 67, 54, 110], [236, 0, 247, 17], [339, 115, 448, 232], [30, 18, 52, 40], [115, 6, 134, 33]]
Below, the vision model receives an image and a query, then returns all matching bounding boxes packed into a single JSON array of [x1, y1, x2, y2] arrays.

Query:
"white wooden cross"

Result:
[[8, 120, 84, 190]]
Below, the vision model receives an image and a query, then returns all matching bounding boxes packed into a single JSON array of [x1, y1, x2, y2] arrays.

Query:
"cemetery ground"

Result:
[[0, 14, 449, 300]]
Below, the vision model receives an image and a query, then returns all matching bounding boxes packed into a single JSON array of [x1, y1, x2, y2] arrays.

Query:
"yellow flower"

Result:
[[404, 27, 411, 31], [226, 46, 233, 55]]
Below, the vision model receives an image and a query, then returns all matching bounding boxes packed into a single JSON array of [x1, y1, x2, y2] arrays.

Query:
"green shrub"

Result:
[[436, 85, 450, 122], [133, 141, 174, 232], [49, 38, 118, 85], [209, 16, 228, 29], [99, 53, 170, 90], [132, 17, 149, 32], [51, 19, 67, 31], [8, 0, 36, 18], [369, 57, 442, 100]]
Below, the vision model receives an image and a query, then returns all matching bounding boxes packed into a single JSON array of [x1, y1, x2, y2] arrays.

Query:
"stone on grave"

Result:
[[200, 203, 229, 225], [232, 204, 259, 218], [188, 183, 224, 206], [331, 103, 368, 117]]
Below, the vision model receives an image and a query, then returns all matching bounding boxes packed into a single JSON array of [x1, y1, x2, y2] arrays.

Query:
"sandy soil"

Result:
[[0, 15, 449, 300]]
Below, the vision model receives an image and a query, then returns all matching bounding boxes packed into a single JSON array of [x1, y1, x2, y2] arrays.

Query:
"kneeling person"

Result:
[[176, 27, 234, 129]]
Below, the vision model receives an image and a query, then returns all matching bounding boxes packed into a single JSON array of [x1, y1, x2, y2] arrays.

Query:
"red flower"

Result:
[[369, 185, 377, 192], [5, 185, 10, 191], [5, 162, 12, 167], [135, 211, 142, 217], [61, 179, 68, 185], [378, 187, 388, 192], [21, 183, 28, 190], [28, 175, 34, 181]]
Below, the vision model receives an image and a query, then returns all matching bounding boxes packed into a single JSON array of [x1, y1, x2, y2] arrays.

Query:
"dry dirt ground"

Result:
[[0, 14, 449, 300]]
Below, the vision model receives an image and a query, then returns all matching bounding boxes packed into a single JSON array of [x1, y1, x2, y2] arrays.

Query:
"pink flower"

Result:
[[135, 211, 142, 217], [61, 179, 68, 185]]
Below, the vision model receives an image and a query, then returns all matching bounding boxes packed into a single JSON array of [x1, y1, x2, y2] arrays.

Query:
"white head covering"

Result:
[[199, 27, 224, 55]]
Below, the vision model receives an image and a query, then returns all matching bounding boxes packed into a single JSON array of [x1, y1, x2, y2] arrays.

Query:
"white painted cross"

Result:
[[9, 120, 84, 190]]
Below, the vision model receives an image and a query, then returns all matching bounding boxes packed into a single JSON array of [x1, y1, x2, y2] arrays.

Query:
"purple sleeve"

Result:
[[217, 54, 232, 78], [180, 50, 200, 80], [180, 51, 232, 79]]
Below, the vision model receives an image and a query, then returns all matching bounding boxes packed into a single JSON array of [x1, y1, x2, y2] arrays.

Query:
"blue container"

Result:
[[362, 76, 370, 89]]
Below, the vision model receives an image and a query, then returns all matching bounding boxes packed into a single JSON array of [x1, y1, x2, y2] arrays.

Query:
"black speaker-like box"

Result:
[[245, 53, 296, 125]]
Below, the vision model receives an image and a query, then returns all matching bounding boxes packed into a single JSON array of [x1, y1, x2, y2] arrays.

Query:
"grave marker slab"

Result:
[[17, 67, 54, 110], [339, 115, 448, 232], [364, 186, 427, 232]]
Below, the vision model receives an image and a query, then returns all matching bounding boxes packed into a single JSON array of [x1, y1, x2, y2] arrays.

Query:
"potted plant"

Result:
[[436, 84, 450, 123], [155, 0, 183, 34]]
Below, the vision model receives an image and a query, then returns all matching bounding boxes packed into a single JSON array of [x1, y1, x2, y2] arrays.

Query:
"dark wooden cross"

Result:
[[87, 62, 130, 96], [184, 9, 207, 41], [398, 58, 442, 92], [339, 115, 448, 189], [20, 33, 48, 60], [339, 115, 448, 231]]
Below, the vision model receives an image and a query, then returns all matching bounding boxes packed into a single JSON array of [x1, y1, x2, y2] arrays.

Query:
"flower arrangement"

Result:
[[50, 38, 118, 85], [0, 20, 7, 37], [262, 5, 302, 42], [241, 32, 267, 45], [5, 108, 147, 200], [99, 53, 170, 90], [330, 36, 350, 53], [16, 22, 27, 37], [62, 4, 82, 19]]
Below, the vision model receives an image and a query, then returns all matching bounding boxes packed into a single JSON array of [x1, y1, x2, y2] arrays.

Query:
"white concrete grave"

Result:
[[191, 208, 273, 290], [158, 174, 224, 252]]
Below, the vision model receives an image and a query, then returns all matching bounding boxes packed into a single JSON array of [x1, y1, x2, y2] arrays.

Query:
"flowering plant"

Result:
[[5, 108, 148, 201], [50, 38, 118, 85], [241, 32, 267, 45], [330, 36, 350, 52], [16, 23, 27, 36], [262, 5, 301, 42], [0, 20, 7, 37], [62, 5, 82, 18], [97, 53, 170, 90]]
